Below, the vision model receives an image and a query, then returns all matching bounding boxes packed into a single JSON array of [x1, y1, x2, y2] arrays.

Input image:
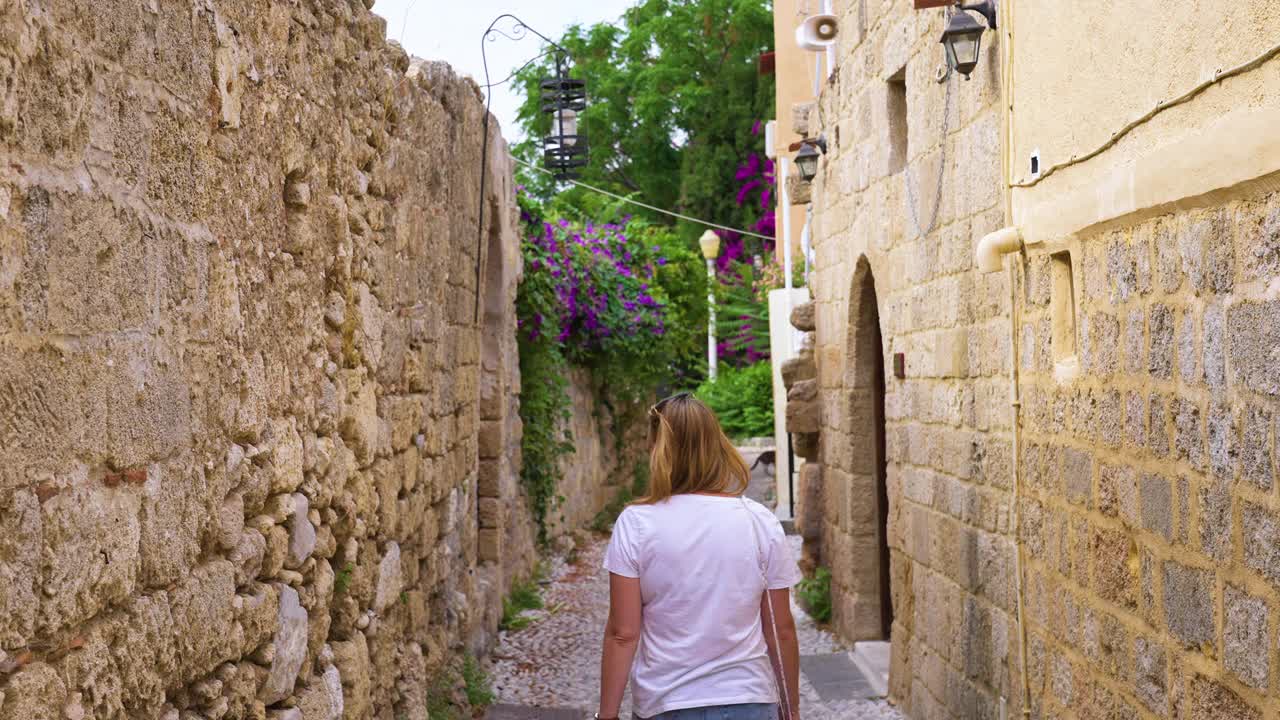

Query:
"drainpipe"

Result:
[[975, 226, 1027, 720], [993, 0, 1031, 715], [781, 157, 793, 291], [976, 226, 1023, 272], [1006, 251, 1031, 720]]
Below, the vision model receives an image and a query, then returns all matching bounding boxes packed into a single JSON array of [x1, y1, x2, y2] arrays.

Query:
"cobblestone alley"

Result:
[[483, 451, 903, 720]]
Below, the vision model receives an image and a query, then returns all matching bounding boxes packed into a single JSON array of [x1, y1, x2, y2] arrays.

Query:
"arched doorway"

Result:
[[477, 195, 507, 566], [845, 256, 893, 639]]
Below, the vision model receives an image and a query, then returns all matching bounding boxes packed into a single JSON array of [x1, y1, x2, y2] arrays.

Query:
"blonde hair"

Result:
[[637, 392, 751, 504]]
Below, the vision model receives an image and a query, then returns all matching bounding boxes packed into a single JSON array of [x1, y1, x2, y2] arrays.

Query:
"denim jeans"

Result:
[[640, 703, 777, 720]]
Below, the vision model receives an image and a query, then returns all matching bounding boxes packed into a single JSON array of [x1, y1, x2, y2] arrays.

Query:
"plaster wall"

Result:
[[1008, 0, 1280, 243], [772, 0, 822, 275]]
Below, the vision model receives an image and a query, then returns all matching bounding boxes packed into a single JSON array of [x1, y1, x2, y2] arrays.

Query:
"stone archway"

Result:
[[830, 255, 894, 641], [476, 197, 507, 565]]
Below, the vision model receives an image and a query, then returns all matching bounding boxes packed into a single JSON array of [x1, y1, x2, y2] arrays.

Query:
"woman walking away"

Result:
[[594, 393, 802, 720]]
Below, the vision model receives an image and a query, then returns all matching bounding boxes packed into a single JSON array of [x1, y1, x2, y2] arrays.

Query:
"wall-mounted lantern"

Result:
[[794, 136, 828, 183], [476, 14, 588, 322], [940, 0, 997, 79], [541, 56, 588, 180]]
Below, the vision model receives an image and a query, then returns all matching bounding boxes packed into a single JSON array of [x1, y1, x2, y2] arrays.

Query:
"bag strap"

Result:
[[741, 497, 795, 720]]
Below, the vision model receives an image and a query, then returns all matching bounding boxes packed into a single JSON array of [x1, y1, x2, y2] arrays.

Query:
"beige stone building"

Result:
[[0, 2, 635, 718], [781, 0, 1280, 718]]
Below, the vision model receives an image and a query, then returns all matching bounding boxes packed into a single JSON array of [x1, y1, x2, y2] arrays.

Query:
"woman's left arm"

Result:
[[598, 572, 643, 720]]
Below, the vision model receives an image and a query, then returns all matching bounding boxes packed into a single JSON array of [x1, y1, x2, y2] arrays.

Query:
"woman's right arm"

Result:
[[761, 588, 801, 720]]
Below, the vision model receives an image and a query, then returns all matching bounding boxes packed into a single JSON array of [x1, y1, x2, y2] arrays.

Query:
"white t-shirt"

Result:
[[603, 494, 802, 719]]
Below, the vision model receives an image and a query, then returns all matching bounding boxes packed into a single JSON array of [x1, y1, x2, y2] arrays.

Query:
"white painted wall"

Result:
[[768, 286, 811, 520]]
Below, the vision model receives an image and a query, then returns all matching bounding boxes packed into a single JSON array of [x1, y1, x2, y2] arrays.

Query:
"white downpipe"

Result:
[[781, 157, 793, 292], [1006, 256, 1030, 720], [976, 226, 1023, 272], [976, 231, 1029, 717], [800, 208, 812, 283]]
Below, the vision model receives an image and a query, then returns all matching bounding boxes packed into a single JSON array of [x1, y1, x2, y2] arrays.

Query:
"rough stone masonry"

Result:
[[784, 1, 1280, 718], [0, 1, 566, 718]]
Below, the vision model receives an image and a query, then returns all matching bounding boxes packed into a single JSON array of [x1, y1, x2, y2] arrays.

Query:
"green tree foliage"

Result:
[[516, 193, 708, 537], [694, 360, 774, 439], [512, 0, 775, 244]]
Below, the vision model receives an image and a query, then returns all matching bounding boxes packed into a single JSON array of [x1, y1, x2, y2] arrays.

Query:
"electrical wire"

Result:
[[512, 156, 778, 241], [482, 49, 557, 89], [1010, 39, 1280, 188]]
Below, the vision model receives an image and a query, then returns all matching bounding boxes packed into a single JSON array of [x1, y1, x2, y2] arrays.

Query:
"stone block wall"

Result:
[[800, 5, 1011, 716], [546, 370, 647, 539], [0, 1, 540, 718], [797, 1, 1280, 719], [1013, 197, 1280, 719]]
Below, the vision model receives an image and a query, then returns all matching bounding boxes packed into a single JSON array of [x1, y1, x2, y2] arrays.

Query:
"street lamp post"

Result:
[[699, 229, 721, 380]]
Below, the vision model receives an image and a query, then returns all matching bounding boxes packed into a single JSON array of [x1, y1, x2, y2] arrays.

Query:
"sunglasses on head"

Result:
[[648, 391, 692, 416]]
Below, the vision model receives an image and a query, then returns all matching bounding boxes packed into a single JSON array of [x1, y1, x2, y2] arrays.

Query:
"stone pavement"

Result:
[[484, 530, 903, 720]]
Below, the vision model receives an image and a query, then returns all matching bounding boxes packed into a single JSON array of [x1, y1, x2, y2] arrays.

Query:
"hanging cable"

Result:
[[1010, 40, 1280, 188], [512, 156, 778, 241]]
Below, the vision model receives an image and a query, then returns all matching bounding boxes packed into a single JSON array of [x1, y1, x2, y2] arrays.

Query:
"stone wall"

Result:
[[546, 370, 647, 540], [1013, 193, 1280, 720], [791, 0, 1280, 718], [0, 1, 536, 718], [799, 0, 1008, 691]]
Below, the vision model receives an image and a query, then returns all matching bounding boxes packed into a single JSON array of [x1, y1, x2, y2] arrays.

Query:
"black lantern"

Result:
[[940, 1, 997, 80], [541, 57, 588, 180], [794, 136, 827, 183]]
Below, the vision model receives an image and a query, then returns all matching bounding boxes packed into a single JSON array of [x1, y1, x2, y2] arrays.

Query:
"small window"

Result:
[[1051, 251, 1077, 361], [887, 66, 908, 175]]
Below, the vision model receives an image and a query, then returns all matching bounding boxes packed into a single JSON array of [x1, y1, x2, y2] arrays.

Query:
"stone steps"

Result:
[[850, 641, 891, 699]]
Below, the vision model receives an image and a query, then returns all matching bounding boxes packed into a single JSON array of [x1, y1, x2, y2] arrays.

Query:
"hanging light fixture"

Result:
[[793, 136, 828, 183], [541, 55, 588, 180], [940, 1, 997, 80], [476, 14, 586, 322]]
